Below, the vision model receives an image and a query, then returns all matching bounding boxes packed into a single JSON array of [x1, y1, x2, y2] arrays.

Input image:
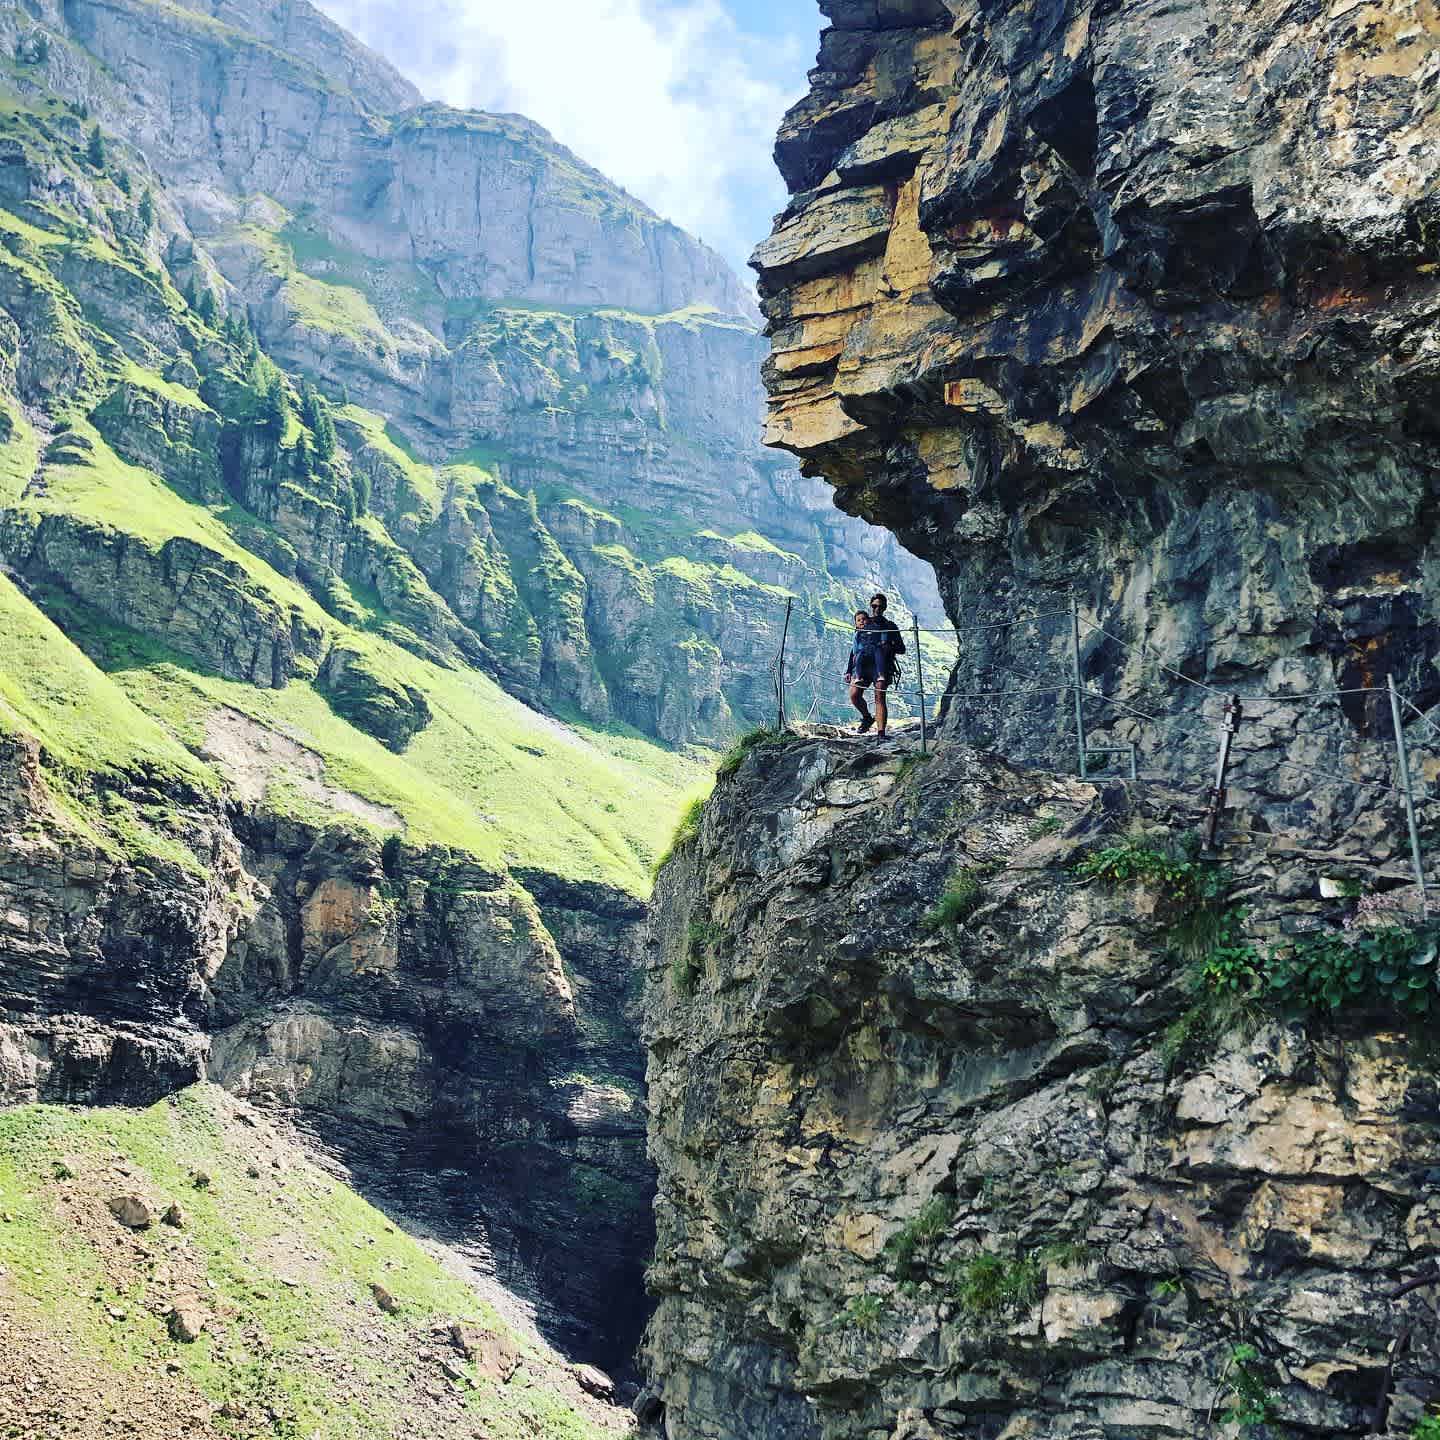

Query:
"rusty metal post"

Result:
[[1202, 695, 1242, 851]]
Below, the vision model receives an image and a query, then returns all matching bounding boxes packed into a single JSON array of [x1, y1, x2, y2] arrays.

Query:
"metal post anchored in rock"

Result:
[[1202, 696, 1242, 851], [913, 614, 927, 755], [776, 596, 793, 733], [1071, 593, 1088, 783], [1069, 595, 1087, 779], [1387, 674, 1428, 913]]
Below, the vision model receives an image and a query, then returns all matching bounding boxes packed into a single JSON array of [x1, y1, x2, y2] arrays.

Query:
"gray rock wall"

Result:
[[638, 1, 1440, 1434], [754, 0, 1440, 772], [641, 731, 1440, 1438]]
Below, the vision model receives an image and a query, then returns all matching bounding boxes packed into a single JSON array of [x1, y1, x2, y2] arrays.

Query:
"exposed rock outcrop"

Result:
[[639, 2, 1440, 1434], [0, 726, 652, 1372], [642, 730, 1440, 1437], [755, 0, 1440, 775]]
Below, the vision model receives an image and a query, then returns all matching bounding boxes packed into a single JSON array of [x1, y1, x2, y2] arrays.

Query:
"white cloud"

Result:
[[315, 0, 811, 275]]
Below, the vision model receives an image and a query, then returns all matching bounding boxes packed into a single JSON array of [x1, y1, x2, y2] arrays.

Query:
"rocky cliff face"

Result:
[[642, 731, 1440, 1438], [639, 2, 1440, 1436], [754, 0, 1440, 779]]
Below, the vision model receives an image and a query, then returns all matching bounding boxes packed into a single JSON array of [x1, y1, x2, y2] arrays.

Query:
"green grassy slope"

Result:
[[0, 1087, 626, 1439], [0, 572, 208, 787], [7, 570, 703, 891], [0, 76, 705, 894]]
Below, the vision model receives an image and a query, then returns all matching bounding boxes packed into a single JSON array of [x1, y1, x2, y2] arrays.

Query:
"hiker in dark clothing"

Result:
[[846, 592, 906, 737]]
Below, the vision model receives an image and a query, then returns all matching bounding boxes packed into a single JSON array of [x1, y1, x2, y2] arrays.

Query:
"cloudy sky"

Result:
[[313, 0, 821, 277]]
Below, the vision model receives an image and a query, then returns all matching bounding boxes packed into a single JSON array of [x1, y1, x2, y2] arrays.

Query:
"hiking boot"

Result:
[[856, 714, 874, 734]]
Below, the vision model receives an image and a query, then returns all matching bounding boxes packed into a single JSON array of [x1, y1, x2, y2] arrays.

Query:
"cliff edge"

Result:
[[642, 729, 1440, 1437], [639, 1, 1440, 1434]]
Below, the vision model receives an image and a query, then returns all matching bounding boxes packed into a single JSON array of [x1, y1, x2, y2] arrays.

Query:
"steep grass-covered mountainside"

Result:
[[2, 0, 941, 752], [0, 0, 941, 1410], [0, 1085, 632, 1439], [638, 2, 1440, 1438]]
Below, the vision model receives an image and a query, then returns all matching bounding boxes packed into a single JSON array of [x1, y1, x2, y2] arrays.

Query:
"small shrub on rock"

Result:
[[674, 919, 726, 995], [1265, 928, 1439, 1017], [947, 1251, 1041, 1319], [839, 1294, 886, 1332], [923, 867, 984, 932], [885, 1195, 954, 1281], [1218, 1343, 1274, 1430], [716, 726, 781, 781], [688, 920, 725, 959]]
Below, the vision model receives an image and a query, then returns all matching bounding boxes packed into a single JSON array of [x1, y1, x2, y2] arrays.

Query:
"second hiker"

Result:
[[845, 592, 906, 737]]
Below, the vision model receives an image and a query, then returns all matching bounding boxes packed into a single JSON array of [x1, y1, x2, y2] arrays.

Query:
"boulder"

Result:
[[167, 1300, 207, 1343], [450, 1321, 519, 1382], [107, 1194, 155, 1230], [572, 1364, 616, 1401]]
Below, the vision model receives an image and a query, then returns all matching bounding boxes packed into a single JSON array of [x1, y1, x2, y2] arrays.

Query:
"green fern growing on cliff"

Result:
[[1413, 1413, 1440, 1440]]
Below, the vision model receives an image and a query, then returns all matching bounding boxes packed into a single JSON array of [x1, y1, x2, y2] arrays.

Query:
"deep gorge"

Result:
[[2, 0, 1440, 1437]]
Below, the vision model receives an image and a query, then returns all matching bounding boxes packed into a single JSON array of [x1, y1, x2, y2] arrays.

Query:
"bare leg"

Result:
[[849, 681, 871, 720]]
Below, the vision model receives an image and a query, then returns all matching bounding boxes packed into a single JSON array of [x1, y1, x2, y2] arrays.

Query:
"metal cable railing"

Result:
[[766, 593, 1439, 910]]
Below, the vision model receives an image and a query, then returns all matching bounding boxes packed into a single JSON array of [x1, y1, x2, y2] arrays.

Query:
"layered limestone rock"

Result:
[[638, 3, 1440, 1432], [642, 731, 1440, 1437], [754, 0, 1440, 777]]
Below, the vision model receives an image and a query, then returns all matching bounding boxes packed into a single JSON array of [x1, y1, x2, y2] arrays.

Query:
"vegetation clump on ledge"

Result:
[[715, 725, 785, 781], [672, 918, 726, 994], [923, 865, 985, 933], [947, 1251, 1043, 1320], [652, 792, 708, 878], [1074, 836, 1440, 1069]]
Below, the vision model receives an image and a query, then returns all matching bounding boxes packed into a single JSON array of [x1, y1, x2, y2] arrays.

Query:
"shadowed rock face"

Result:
[[640, 732, 1440, 1438], [0, 731, 652, 1372], [754, 0, 1440, 786]]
